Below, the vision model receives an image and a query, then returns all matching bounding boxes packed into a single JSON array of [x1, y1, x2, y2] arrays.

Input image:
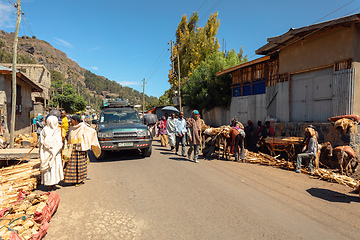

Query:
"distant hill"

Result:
[[0, 30, 158, 109]]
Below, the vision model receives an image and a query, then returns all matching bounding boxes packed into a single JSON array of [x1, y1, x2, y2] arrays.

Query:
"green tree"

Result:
[[49, 80, 87, 113], [171, 12, 220, 85], [167, 12, 221, 104], [182, 50, 247, 111], [166, 12, 248, 110], [49, 69, 65, 82]]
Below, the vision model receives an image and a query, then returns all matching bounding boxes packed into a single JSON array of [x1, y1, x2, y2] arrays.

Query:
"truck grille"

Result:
[[113, 132, 138, 140]]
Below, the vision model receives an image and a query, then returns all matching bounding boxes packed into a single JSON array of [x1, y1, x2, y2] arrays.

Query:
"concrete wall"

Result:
[[1, 64, 50, 103], [182, 106, 230, 127], [279, 25, 355, 74], [229, 81, 289, 125], [0, 74, 33, 137], [266, 81, 289, 122], [230, 94, 267, 125], [202, 107, 230, 127]]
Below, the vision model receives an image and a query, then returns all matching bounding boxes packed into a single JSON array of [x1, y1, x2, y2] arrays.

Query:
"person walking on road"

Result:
[[36, 115, 45, 142], [167, 113, 176, 151], [63, 115, 101, 187], [61, 110, 70, 139], [159, 116, 168, 147], [39, 116, 64, 190], [175, 112, 187, 157], [187, 110, 202, 163]]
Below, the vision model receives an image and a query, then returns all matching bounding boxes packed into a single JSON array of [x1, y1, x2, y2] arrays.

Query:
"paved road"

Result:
[[43, 139, 360, 239]]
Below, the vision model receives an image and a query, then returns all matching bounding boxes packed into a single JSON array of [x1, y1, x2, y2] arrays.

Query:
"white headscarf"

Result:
[[40, 116, 63, 172]]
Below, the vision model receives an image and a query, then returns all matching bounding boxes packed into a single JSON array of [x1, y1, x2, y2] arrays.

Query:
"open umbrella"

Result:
[[143, 113, 158, 125], [49, 109, 61, 118], [161, 106, 179, 113]]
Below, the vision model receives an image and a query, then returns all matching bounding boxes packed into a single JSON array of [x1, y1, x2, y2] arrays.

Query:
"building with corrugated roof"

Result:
[[0, 65, 43, 138], [216, 13, 360, 155]]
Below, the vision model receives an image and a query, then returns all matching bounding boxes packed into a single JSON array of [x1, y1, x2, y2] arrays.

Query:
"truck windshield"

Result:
[[100, 110, 140, 123]]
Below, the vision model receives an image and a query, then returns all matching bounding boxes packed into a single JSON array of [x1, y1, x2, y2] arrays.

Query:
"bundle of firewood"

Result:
[[203, 125, 231, 137], [245, 150, 360, 191], [0, 160, 40, 209], [245, 150, 295, 169], [313, 168, 360, 189], [0, 192, 50, 240]]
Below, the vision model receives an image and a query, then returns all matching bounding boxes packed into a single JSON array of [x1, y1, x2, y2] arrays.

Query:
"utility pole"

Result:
[[142, 78, 145, 117], [170, 40, 174, 95], [177, 54, 182, 112], [10, 0, 21, 148]]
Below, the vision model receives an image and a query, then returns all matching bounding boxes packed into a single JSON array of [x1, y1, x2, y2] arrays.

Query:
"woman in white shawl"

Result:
[[63, 115, 101, 187], [166, 113, 176, 151], [40, 115, 64, 190]]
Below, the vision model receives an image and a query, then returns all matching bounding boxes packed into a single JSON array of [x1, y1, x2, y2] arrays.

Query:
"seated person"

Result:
[[260, 121, 274, 138], [296, 127, 318, 174]]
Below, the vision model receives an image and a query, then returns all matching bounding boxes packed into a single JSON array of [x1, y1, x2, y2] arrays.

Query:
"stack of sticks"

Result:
[[314, 168, 360, 189], [0, 160, 40, 209], [245, 150, 295, 169], [245, 150, 360, 191]]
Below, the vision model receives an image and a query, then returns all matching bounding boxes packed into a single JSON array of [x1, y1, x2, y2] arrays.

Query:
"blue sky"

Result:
[[0, 0, 359, 98]]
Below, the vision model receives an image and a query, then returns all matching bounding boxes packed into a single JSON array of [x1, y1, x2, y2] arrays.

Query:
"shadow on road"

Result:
[[168, 156, 194, 162], [87, 149, 145, 163], [306, 188, 360, 203], [36, 184, 62, 192], [154, 147, 168, 151]]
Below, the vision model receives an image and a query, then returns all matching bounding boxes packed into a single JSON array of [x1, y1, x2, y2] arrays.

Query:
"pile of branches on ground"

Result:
[[245, 150, 360, 191]]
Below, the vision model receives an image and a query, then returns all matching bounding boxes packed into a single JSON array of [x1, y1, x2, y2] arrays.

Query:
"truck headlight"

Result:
[[98, 132, 113, 138], [137, 130, 148, 137]]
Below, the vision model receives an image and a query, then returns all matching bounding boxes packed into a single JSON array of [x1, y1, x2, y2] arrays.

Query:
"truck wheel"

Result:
[[97, 151, 106, 161], [142, 146, 152, 157]]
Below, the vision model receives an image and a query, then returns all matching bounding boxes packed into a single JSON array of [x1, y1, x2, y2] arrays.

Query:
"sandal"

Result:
[[75, 182, 84, 187]]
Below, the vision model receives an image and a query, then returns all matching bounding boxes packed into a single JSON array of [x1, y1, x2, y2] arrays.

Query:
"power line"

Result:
[[199, 0, 224, 24], [7, 0, 15, 6], [197, 0, 210, 12], [23, 15, 34, 37], [147, 47, 169, 81], [144, 45, 168, 80], [312, 0, 356, 24], [343, 6, 360, 16]]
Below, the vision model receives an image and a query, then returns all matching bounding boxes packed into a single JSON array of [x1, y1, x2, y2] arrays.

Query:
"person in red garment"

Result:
[[159, 116, 168, 147]]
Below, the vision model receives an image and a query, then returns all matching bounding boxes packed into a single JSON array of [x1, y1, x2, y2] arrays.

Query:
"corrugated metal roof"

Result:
[[0, 65, 12, 71], [256, 13, 360, 55]]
